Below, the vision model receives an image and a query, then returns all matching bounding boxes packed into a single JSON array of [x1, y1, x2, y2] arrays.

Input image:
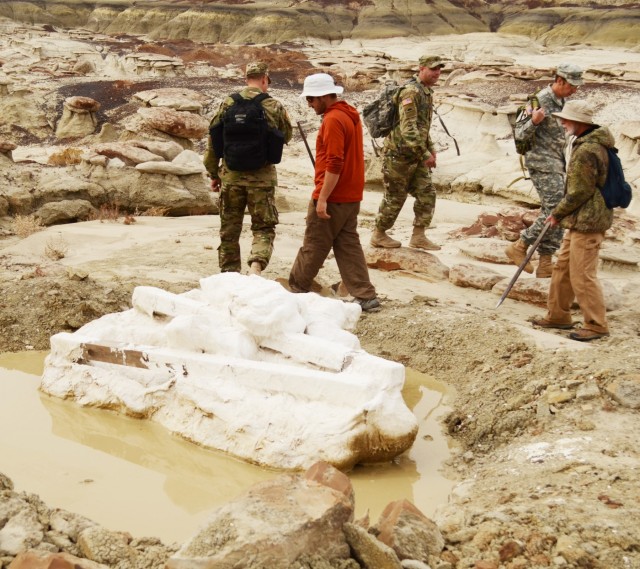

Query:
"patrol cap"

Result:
[[556, 62, 583, 86], [246, 61, 271, 84], [419, 55, 445, 69], [551, 100, 595, 125]]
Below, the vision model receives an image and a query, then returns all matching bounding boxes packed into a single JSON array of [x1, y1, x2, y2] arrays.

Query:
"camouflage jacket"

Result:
[[383, 76, 434, 161], [203, 87, 292, 187], [552, 125, 615, 234], [515, 85, 567, 173]]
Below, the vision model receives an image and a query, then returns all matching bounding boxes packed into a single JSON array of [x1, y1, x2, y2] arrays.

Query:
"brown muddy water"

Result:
[[0, 351, 456, 544]]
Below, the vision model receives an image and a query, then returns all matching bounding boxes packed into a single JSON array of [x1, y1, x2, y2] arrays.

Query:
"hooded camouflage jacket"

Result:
[[552, 125, 615, 234], [383, 77, 434, 161]]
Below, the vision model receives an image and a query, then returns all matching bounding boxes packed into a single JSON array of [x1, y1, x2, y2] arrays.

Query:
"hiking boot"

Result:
[[505, 238, 533, 274], [409, 227, 441, 251], [370, 229, 401, 248], [353, 297, 381, 312], [536, 254, 554, 278], [248, 261, 262, 276], [569, 328, 610, 342], [531, 317, 574, 330]]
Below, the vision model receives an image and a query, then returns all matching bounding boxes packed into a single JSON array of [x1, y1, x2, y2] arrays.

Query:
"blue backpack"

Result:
[[600, 147, 633, 209]]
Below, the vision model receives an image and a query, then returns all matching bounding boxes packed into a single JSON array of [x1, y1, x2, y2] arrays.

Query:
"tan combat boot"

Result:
[[248, 261, 262, 276], [505, 238, 533, 274], [408, 226, 441, 251], [370, 229, 401, 248], [536, 255, 554, 278]]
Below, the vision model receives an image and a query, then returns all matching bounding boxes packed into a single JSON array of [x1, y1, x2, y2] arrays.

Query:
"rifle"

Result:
[[297, 121, 315, 167], [495, 221, 551, 309]]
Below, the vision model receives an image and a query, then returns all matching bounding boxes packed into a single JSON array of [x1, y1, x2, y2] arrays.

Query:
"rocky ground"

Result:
[[2, 201, 640, 569], [2, 17, 640, 569]]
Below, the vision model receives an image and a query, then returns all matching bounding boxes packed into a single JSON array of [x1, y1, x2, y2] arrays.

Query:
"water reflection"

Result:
[[0, 352, 455, 542], [41, 394, 274, 514]]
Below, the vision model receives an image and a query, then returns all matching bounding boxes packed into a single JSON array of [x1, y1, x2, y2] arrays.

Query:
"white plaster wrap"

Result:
[[41, 273, 418, 470]]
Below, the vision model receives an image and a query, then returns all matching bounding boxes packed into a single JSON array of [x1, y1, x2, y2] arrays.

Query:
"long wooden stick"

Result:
[[297, 121, 315, 167], [495, 221, 551, 309]]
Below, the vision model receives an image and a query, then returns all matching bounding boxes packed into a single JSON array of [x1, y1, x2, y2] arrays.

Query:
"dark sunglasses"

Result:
[[306, 96, 318, 102]]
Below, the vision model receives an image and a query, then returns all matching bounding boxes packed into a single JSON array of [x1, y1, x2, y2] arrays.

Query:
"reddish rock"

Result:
[[529, 553, 552, 566], [0, 140, 17, 152], [65, 96, 100, 112], [137, 107, 209, 139], [8, 551, 105, 569], [305, 461, 355, 507], [474, 560, 499, 569], [373, 499, 444, 562], [479, 213, 500, 226], [365, 247, 449, 280], [499, 539, 523, 562]]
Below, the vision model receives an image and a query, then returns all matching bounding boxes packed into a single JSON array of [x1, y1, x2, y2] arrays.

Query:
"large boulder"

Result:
[[372, 499, 444, 564], [167, 465, 354, 569], [137, 107, 209, 139]]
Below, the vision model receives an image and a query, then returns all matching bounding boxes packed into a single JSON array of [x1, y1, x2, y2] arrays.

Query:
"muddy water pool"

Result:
[[0, 351, 455, 544]]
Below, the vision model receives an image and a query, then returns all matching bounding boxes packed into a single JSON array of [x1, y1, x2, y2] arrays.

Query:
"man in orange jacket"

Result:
[[288, 73, 380, 312]]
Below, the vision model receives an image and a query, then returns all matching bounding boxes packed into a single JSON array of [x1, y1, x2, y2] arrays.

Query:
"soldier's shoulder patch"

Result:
[[401, 97, 413, 106]]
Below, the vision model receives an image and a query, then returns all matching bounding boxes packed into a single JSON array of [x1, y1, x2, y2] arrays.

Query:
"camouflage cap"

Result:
[[556, 62, 583, 86], [246, 62, 271, 83], [419, 55, 445, 69]]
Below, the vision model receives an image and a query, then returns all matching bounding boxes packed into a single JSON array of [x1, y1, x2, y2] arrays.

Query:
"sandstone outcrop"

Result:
[[137, 107, 209, 139], [55, 96, 100, 139], [0, 1, 638, 48]]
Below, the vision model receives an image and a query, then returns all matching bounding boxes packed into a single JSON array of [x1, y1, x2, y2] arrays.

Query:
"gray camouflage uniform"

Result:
[[375, 77, 436, 231], [514, 85, 567, 255], [204, 86, 292, 273]]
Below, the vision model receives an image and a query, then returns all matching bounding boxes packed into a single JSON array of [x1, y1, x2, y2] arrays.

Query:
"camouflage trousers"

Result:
[[218, 184, 278, 273], [375, 153, 436, 231], [521, 169, 565, 256]]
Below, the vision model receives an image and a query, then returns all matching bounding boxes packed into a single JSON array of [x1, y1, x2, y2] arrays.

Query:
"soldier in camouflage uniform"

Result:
[[509, 62, 583, 278], [370, 54, 445, 252], [204, 62, 292, 275], [532, 100, 614, 341]]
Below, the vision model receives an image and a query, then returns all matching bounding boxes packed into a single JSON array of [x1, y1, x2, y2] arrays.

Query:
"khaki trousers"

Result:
[[546, 230, 608, 333], [289, 200, 376, 300]]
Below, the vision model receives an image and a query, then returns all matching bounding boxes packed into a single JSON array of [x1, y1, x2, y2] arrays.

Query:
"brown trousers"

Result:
[[289, 200, 376, 300], [546, 230, 608, 333]]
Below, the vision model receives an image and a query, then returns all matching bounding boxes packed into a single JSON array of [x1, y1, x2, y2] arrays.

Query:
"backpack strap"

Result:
[[252, 92, 271, 105], [228, 92, 270, 105]]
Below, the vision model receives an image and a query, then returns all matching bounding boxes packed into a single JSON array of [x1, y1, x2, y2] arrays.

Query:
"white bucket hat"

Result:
[[300, 73, 344, 98], [552, 100, 596, 125]]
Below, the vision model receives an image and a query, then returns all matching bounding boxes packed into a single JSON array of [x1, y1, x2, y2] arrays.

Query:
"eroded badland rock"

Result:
[[1, 0, 638, 47]]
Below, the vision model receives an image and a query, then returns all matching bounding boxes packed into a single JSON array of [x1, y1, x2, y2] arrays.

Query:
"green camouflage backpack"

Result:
[[363, 79, 416, 139]]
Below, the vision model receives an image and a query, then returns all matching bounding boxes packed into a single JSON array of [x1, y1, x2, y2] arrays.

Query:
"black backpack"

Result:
[[599, 147, 633, 209], [210, 92, 284, 172]]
